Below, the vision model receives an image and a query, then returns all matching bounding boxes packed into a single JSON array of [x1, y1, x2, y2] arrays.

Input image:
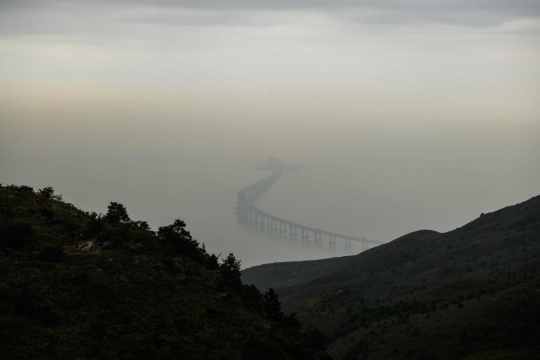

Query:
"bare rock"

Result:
[[78, 241, 101, 253]]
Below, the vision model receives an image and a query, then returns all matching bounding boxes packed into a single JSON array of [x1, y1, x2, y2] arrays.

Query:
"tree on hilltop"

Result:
[[158, 219, 204, 259], [104, 202, 130, 224], [38, 186, 62, 201]]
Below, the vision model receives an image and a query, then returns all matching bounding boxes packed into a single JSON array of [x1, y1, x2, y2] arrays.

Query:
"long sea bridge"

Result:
[[236, 168, 383, 251]]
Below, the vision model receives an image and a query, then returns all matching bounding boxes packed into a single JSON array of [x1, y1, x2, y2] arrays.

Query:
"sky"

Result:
[[1, 1, 539, 266]]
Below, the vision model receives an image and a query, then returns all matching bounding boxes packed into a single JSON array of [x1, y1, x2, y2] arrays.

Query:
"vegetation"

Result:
[[0, 184, 330, 359], [290, 273, 540, 359], [244, 195, 540, 359]]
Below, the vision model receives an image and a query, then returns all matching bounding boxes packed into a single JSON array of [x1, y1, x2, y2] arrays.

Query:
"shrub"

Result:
[[3, 220, 34, 248], [38, 244, 65, 262]]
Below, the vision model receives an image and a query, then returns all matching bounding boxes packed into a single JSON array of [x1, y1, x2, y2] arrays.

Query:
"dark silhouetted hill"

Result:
[[242, 195, 540, 359], [0, 184, 330, 360]]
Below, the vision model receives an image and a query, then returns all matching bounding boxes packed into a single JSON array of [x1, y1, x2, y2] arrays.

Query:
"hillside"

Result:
[[243, 196, 540, 307], [241, 256, 355, 293], [242, 195, 540, 359], [0, 184, 329, 360], [290, 272, 540, 359]]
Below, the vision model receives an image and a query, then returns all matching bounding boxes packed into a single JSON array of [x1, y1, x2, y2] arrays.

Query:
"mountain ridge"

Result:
[[243, 195, 540, 307]]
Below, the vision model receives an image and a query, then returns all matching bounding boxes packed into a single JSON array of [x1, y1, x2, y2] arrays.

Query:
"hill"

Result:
[[242, 195, 540, 359], [241, 256, 355, 294], [0, 184, 329, 360]]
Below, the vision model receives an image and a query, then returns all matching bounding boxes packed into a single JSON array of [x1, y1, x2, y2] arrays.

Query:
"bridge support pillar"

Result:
[[329, 235, 336, 248], [345, 238, 352, 251]]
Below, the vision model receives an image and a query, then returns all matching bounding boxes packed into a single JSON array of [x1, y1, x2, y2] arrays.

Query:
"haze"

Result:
[[1, 1, 539, 267]]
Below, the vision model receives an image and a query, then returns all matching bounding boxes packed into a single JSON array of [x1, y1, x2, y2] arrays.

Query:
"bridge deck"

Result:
[[237, 170, 382, 245]]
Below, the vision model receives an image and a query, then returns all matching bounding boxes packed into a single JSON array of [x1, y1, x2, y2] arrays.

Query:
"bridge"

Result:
[[236, 169, 383, 251]]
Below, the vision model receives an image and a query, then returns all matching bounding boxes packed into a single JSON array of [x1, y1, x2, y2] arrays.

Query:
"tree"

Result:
[[83, 212, 104, 238], [135, 221, 151, 231], [158, 219, 192, 240], [157, 219, 203, 259], [241, 284, 264, 314], [38, 186, 62, 201], [220, 253, 242, 288], [104, 202, 130, 224], [206, 253, 220, 270], [222, 253, 241, 277], [264, 288, 283, 323]]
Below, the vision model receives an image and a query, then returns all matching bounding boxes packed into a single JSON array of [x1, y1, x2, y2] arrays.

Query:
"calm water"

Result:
[[2, 140, 538, 268], [1, 152, 351, 268]]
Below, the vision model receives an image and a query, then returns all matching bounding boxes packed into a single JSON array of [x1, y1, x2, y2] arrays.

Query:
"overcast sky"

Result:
[[1, 1, 539, 265], [1, 0, 539, 158]]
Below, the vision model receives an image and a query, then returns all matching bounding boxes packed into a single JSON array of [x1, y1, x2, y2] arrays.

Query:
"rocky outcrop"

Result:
[[78, 241, 101, 252]]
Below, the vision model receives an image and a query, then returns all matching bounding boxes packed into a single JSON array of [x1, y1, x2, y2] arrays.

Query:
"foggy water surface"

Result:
[[1, 139, 538, 268]]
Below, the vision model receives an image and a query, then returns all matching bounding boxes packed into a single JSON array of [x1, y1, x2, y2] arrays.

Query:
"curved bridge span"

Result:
[[236, 171, 383, 251]]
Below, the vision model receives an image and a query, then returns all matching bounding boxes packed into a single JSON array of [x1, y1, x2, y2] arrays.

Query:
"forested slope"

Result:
[[0, 184, 329, 360]]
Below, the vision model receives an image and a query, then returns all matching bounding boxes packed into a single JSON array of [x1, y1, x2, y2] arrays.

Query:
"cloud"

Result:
[[1, 0, 539, 32], [2, 0, 540, 13]]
